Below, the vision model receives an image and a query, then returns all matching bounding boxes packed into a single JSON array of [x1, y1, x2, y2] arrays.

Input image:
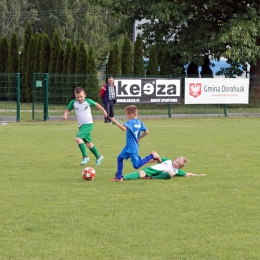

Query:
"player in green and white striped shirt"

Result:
[[123, 156, 205, 180], [63, 87, 107, 166]]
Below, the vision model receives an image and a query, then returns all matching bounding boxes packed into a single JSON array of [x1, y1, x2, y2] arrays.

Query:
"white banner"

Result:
[[185, 78, 249, 104], [114, 78, 181, 104]]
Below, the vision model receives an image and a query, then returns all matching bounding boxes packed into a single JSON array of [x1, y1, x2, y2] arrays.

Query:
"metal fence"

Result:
[[0, 73, 20, 122], [1, 73, 260, 122]]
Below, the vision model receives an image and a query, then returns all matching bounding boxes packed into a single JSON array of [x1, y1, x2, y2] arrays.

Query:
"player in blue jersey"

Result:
[[63, 87, 107, 166], [109, 105, 161, 182]]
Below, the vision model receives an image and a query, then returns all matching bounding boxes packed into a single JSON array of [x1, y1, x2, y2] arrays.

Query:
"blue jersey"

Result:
[[123, 119, 147, 153]]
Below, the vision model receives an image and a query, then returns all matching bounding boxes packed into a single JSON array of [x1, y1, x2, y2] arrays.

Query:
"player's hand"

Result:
[[109, 117, 116, 123]]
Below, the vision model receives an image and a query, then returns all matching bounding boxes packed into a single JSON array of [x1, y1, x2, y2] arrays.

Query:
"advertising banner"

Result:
[[114, 78, 181, 104], [185, 78, 249, 104]]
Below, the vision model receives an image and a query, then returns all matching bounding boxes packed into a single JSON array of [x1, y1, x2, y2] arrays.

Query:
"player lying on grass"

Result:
[[123, 156, 205, 181]]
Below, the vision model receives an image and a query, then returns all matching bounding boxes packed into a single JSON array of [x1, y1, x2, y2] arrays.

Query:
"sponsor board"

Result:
[[185, 78, 249, 104], [114, 78, 181, 104]]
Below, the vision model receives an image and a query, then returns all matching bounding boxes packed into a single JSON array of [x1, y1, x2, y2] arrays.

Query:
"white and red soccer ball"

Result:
[[82, 167, 96, 181]]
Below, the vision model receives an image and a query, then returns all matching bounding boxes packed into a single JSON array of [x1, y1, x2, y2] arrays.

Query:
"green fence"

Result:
[[0, 73, 20, 122], [1, 73, 260, 122]]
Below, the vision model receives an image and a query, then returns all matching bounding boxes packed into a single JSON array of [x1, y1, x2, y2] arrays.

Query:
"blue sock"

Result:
[[116, 156, 124, 179], [135, 154, 153, 169]]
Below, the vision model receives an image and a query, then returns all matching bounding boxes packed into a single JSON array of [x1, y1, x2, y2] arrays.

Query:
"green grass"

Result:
[[1, 118, 260, 259], [1, 101, 260, 122]]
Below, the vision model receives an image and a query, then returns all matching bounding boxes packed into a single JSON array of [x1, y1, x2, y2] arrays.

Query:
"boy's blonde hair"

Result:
[[124, 105, 138, 116], [178, 156, 189, 167]]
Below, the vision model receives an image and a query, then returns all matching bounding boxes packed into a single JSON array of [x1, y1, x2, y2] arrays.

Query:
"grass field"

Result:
[[1, 101, 260, 122], [0, 117, 260, 260]]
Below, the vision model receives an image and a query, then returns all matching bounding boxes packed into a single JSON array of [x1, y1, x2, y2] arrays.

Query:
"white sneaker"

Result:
[[96, 155, 104, 166], [80, 157, 90, 165]]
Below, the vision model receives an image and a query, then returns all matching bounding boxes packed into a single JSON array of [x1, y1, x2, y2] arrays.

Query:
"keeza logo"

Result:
[[189, 83, 202, 98], [116, 78, 178, 97]]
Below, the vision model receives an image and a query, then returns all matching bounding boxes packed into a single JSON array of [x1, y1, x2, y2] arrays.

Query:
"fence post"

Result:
[[224, 104, 227, 117], [168, 104, 171, 118], [16, 73, 20, 122], [44, 73, 49, 121]]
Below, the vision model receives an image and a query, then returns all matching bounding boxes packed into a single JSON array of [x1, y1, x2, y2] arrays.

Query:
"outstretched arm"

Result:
[[63, 109, 70, 120], [95, 103, 108, 118], [110, 117, 127, 131], [184, 172, 205, 177]]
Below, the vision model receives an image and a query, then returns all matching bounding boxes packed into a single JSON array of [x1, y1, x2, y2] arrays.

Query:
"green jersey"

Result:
[[67, 98, 96, 127], [144, 157, 186, 177]]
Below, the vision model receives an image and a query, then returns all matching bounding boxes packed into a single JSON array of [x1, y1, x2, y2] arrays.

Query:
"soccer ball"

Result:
[[82, 167, 96, 181]]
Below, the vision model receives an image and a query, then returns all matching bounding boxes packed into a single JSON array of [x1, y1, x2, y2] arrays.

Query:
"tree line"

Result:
[[1, 21, 189, 104]]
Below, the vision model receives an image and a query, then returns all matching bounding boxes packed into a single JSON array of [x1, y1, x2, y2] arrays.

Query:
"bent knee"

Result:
[[133, 164, 139, 169]]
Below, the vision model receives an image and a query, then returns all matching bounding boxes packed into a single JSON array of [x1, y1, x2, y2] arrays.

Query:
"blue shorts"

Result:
[[119, 148, 141, 168]]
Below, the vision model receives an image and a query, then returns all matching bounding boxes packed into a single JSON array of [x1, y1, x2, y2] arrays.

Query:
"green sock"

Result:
[[90, 146, 100, 158], [78, 143, 87, 157], [123, 172, 140, 180], [152, 172, 171, 179]]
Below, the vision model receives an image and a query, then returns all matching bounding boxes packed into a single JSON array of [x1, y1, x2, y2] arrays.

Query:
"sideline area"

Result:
[[1, 113, 260, 123]]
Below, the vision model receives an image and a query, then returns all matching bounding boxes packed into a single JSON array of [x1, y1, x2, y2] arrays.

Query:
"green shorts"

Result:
[[143, 167, 163, 177], [76, 123, 93, 143]]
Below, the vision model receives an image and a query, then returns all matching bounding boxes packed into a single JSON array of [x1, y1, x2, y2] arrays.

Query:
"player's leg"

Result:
[[76, 127, 90, 165], [123, 170, 146, 180], [84, 124, 104, 166], [104, 102, 109, 123], [110, 150, 128, 182], [109, 100, 114, 122], [132, 154, 153, 169]]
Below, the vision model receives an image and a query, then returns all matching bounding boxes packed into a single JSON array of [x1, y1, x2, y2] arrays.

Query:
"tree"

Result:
[[107, 47, 114, 76], [76, 40, 87, 74], [146, 45, 158, 76], [109, 42, 121, 75], [67, 44, 77, 102], [0, 36, 9, 101], [201, 56, 213, 78], [31, 0, 116, 66], [56, 47, 64, 74], [68, 44, 77, 74], [187, 62, 199, 78], [0, 0, 28, 43], [62, 40, 72, 74], [39, 33, 51, 73], [86, 45, 99, 100], [121, 36, 133, 75], [7, 32, 19, 73], [6, 33, 19, 100], [76, 40, 87, 89], [23, 35, 36, 102], [33, 33, 42, 73], [62, 40, 72, 103], [95, 0, 260, 90], [21, 22, 33, 101], [49, 30, 61, 73], [133, 34, 145, 76], [160, 50, 173, 76], [0, 36, 9, 73], [48, 30, 61, 103], [53, 46, 64, 104]]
